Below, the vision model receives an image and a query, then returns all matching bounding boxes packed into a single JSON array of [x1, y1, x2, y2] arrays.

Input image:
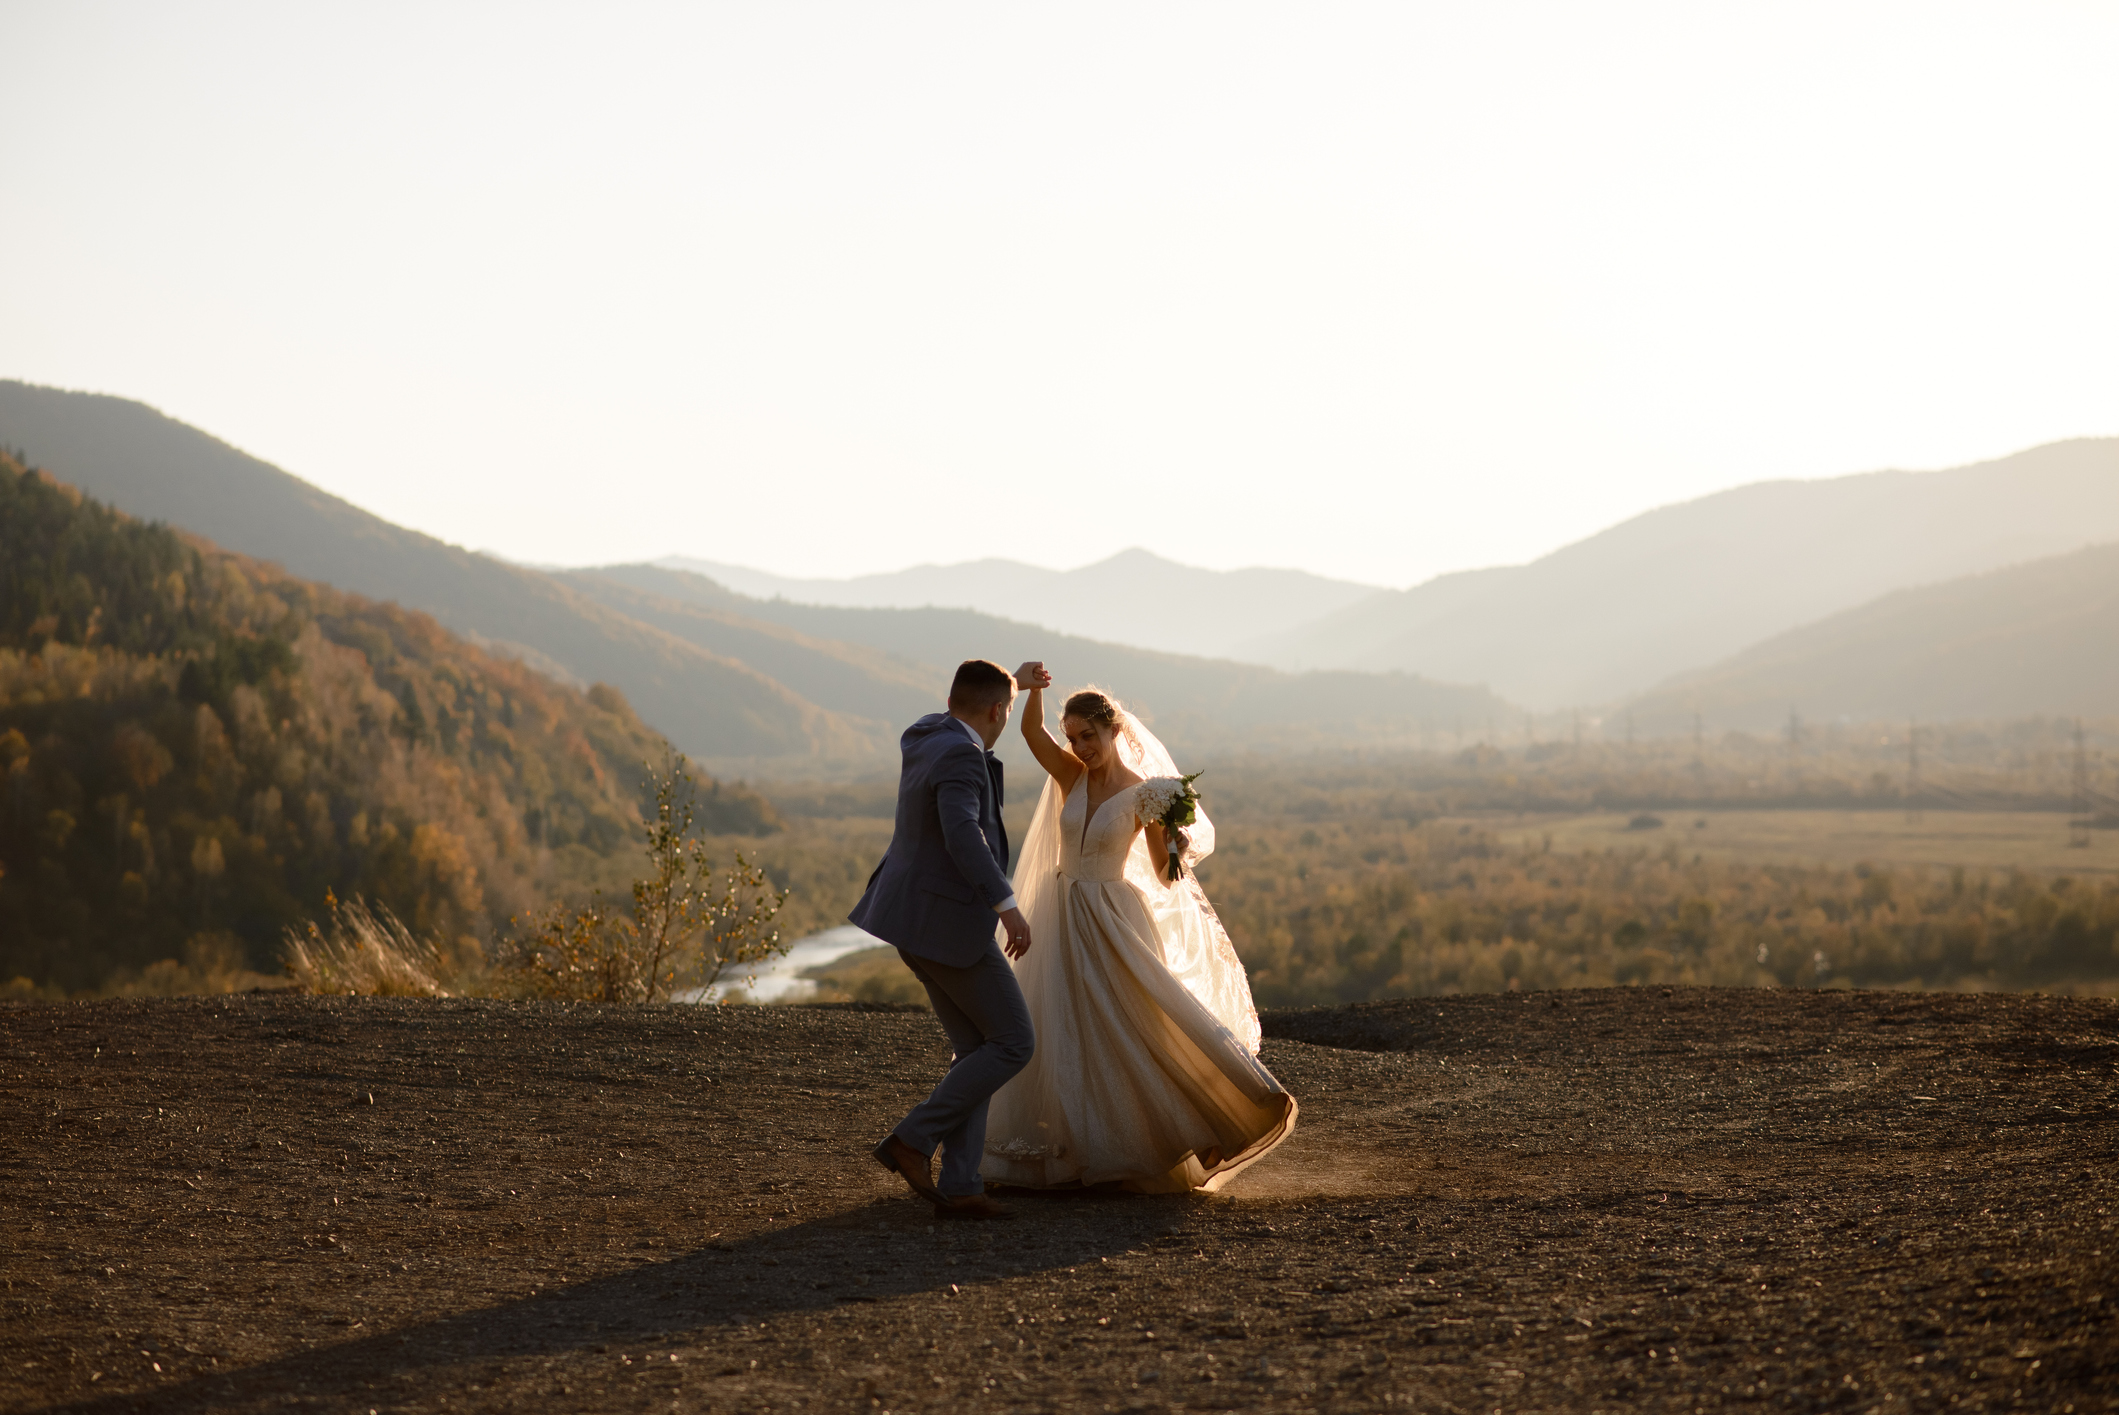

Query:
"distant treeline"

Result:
[[1194, 747, 2119, 1002], [1191, 721, 2119, 819], [1199, 817, 2119, 1006], [0, 455, 777, 994], [759, 722, 2119, 833]]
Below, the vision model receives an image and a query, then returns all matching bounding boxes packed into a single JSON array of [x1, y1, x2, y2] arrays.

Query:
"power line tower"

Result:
[[1691, 710, 1707, 800], [1625, 710, 1635, 751], [1905, 716, 1923, 825], [1784, 707, 1803, 795], [1572, 709, 1582, 757], [2071, 718, 2092, 849]]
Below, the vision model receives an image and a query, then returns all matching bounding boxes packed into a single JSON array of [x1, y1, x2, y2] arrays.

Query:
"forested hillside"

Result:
[[0, 381, 890, 770], [1624, 541, 2119, 732], [0, 455, 776, 993]]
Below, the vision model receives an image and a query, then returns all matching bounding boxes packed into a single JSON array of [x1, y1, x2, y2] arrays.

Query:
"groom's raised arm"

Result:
[[934, 744, 1016, 912]]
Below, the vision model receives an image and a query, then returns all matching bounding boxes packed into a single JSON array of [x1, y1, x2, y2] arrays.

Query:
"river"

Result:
[[684, 924, 888, 1003]]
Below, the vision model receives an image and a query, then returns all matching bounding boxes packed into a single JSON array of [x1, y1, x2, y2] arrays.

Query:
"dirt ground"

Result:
[[3, 987, 2115, 1414]]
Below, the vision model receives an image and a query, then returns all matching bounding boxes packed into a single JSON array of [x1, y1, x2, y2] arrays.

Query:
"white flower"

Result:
[[1135, 776, 1186, 820]]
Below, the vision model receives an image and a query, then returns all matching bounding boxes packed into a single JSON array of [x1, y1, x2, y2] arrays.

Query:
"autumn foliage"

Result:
[[0, 454, 778, 993], [500, 750, 789, 1003], [1200, 815, 2119, 1005]]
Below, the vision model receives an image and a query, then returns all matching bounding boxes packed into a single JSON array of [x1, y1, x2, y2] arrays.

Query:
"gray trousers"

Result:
[[892, 946, 1034, 1198]]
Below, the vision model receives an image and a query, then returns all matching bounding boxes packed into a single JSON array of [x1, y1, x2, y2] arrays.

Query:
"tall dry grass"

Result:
[[99, 931, 286, 997], [282, 893, 455, 997]]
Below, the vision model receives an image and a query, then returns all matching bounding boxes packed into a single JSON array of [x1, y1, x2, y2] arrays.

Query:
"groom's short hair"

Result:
[[948, 659, 1015, 713]]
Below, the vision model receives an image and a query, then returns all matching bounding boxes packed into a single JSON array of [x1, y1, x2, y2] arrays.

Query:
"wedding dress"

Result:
[[981, 712, 1296, 1193]]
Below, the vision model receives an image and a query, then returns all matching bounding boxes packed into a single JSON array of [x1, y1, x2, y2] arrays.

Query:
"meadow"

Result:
[[1501, 808, 2116, 876], [1190, 810, 2119, 1005]]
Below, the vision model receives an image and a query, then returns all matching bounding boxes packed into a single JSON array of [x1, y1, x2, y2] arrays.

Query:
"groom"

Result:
[[849, 658, 1035, 1221]]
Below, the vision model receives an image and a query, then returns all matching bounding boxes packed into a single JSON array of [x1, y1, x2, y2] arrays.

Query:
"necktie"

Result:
[[986, 754, 1009, 866]]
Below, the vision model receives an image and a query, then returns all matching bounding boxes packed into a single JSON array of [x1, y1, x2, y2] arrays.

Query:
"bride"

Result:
[[982, 664, 1296, 1193]]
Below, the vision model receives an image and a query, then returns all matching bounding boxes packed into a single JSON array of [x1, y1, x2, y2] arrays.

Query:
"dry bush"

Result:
[[101, 931, 287, 997], [502, 752, 788, 1003], [282, 893, 455, 997]]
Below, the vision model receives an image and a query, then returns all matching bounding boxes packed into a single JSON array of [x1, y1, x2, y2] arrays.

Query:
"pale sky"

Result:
[[3, 2, 2115, 588]]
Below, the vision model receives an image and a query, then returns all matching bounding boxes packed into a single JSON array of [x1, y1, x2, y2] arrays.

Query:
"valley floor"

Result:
[[1483, 809, 2119, 877], [2, 989, 2115, 1414]]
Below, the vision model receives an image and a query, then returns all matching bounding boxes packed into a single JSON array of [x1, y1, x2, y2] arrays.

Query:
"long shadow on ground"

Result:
[[43, 1189, 1191, 1415]]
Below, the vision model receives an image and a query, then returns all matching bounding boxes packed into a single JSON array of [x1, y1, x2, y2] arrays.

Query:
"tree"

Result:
[[503, 750, 789, 1003]]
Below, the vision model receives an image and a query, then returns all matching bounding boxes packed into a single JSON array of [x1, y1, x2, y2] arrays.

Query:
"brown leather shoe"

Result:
[[934, 1193, 1016, 1221], [872, 1134, 944, 1205]]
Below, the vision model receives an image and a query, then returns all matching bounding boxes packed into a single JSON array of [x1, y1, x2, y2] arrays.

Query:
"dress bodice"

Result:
[[1058, 777, 1141, 883]]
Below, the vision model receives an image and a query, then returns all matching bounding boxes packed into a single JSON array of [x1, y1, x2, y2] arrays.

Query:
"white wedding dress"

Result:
[[982, 714, 1296, 1193]]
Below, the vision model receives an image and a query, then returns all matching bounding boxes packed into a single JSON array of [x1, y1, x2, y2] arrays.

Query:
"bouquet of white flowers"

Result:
[[1137, 771, 1205, 881]]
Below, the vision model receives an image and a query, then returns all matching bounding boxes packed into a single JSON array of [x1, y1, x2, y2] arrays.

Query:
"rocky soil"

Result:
[[3, 987, 2115, 1414]]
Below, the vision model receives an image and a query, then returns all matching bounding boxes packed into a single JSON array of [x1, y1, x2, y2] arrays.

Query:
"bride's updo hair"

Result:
[[1062, 687, 1127, 736]]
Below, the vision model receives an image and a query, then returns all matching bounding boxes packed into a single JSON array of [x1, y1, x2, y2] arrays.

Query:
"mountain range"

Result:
[[565, 563, 1496, 753], [0, 381, 1506, 774], [5, 380, 2114, 751], [1234, 438, 2119, 710], [659, 551, 1379, 660], [663, 438, 2119, 724]]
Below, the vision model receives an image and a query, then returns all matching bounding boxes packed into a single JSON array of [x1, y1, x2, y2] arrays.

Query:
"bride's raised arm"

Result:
[[1014, 661, 1083, 791]]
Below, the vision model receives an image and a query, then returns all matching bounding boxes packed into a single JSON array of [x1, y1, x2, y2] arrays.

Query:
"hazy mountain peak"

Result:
[[653, 547, 1380, 659], [1096, 546, 1182, 568]]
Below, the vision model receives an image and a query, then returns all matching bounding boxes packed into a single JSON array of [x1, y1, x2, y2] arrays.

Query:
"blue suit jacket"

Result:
[[847, 713, 1013, 967]]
